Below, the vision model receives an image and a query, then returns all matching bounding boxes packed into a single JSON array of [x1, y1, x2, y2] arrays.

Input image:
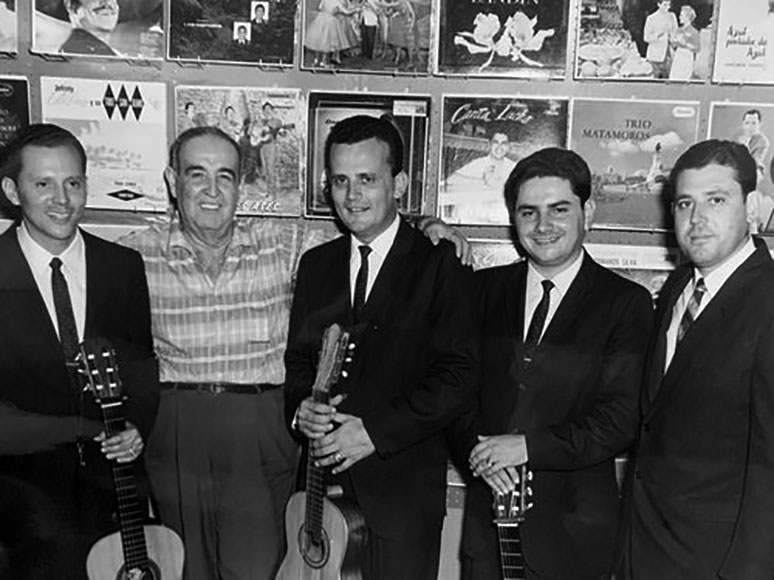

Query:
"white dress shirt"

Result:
[[523, 250, 584, 342], [349, 214, 400, 305], [17, 223, 87, 341], [665, 237, 756, 370]]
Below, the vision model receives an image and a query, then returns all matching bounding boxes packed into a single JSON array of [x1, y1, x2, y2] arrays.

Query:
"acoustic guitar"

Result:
[[275, 323, 368, 580], [493, 465, 533, 580], [78, 338, 184, 580]]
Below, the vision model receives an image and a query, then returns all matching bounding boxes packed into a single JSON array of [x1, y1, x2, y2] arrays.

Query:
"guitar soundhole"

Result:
[[298, 524, 330, 569], [117, 560, 161, 580]]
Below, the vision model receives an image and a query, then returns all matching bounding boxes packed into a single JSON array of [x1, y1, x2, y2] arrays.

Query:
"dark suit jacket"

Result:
[[0, 226, 159, 543], [453, 252, 652, 580], [623, 240, 774, 580], [284, 220, 479, 540]]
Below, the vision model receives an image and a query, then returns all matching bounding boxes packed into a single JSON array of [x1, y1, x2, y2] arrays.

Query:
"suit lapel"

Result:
[[642, 267, 691, 413], [648, 244, 770, 414], [357, 220, 413, 325], [539, 252, 595, 347], [0, 227, 63, 353]]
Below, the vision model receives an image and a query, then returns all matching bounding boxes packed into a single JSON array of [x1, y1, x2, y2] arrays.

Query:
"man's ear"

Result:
[[393, 171, 408, 200], [163, 166, 178, 201], [1, 176, 20, 207], [583, 198, 596, 231]]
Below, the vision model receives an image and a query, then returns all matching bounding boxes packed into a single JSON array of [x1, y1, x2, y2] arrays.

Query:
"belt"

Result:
[[160, 381, 282, 395]]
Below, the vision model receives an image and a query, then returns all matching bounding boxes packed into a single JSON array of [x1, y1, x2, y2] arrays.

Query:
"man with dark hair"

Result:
[[619, 139, 774, 579], [119, 124, 469, 580], [61, 0, 119, 56], [285, 114, 479, 580], [451, 147, 652, 580], [0, 123, 159, 579]]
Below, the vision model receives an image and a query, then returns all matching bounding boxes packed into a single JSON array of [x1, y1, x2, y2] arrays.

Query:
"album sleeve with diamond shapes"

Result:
[[40, 76, 168, 213]]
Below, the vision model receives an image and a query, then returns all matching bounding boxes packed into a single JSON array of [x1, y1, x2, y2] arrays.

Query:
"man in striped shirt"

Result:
[[120, 125, 468, 580]]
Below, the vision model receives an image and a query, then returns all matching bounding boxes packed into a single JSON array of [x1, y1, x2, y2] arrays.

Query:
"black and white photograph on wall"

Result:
[[301, 0, 433, 73], [167, 0, 295, 66], [33, 0, 164, 59], [575, 0, 714, 81], [709, 102, 774, 233], [0, 77, 28, 148], [570, 98, 700, 231], [713, 0, 774, 84], [437, 95, 569, 226], [306, 91, 430, 218], [0, 0, 16, 53], [435, 0, 569, 78], [175, 86, 305, 216], [40, 76, 168, 211]]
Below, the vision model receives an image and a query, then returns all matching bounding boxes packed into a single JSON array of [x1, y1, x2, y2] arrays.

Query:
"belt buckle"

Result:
[[206, 383, 227, 395]]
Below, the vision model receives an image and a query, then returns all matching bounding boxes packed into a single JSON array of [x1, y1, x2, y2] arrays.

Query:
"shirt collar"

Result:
[[526, 249, 584, 297], [350, 214, 400, 259], [17, 221, 84, 272], [694, 236, 755, 297]]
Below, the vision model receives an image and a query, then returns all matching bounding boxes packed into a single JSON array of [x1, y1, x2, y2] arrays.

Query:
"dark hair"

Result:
[[237, 25, 247, 33], [669, 139, 757, 198], [324, 115, 404, 177], [169, 126, 241, 173], [504, 147, 591, 214], [1, 123, 87, 184], [743, 109, 762, 122]]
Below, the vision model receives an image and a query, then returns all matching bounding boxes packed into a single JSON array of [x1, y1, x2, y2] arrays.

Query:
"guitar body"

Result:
[[86, 524, 184, 580], [276, 491, 368, 580]]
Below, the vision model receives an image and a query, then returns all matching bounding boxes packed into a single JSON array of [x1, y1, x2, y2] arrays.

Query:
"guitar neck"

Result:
[[100, 401, 149, 571], [496, 523, 525, 580], [303, 389, 329, 542]]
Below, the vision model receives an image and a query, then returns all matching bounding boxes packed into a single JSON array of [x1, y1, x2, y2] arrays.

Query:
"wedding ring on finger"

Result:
[[335, 452, 344, 463]]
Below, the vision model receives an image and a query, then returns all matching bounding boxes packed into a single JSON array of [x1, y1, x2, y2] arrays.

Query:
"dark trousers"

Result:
[[331, 472, 443, 580], [361, 24, 377, 59], [145, 387, 299, 580]]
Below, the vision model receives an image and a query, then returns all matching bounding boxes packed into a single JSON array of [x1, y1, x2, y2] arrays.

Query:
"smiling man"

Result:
[[119, 125, 469, 580], [0, 123, 158, 579], [61, 0, 120, 56], [619, 139, 774, 580], [285, 115, 479, 580], [450, 147, 652, 580]]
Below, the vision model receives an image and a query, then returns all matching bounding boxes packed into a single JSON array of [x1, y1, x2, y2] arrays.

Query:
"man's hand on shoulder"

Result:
[[415, 216, 472, 266]]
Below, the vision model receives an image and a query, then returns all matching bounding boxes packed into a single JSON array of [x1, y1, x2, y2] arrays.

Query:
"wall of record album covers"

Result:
[[1, 0, 774, 290]]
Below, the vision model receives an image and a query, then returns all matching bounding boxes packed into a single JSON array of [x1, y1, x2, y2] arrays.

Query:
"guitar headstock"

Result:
[[311, 323, 350, 398], [77, 337, 124, 404], [492, 465, 533, 525]]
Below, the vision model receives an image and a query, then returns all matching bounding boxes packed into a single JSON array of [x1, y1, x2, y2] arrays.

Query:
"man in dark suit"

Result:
[[0, 124, 159, 580], [285, 115, 479, 580], [619, 140, 774, 580], [452, 148, 652, 580]]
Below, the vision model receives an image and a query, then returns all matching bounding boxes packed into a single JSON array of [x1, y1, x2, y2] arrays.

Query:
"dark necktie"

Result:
[[353, 245, 372, 323], [50, 257, 80, 363], [524, 280, 553, 366], [676, 278, 706, 344]]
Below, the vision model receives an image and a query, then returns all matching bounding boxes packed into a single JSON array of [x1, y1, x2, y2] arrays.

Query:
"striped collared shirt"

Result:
[[119, 217, 328, 384]]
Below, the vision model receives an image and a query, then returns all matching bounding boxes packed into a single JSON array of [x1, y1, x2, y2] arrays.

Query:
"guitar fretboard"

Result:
[[101, 401, 150, 571], [497, 523, 525, 580], [304, 389, 328, 544]]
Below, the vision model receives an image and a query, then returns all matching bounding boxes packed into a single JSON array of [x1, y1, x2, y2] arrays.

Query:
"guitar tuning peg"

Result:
[[526, 488, 533, 496], [344, 357, 353, 363], [348, 342, 356, 350], [526, 501, 534, 510], [527, 471, 534, 481], [341, 370, 348, 378]]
